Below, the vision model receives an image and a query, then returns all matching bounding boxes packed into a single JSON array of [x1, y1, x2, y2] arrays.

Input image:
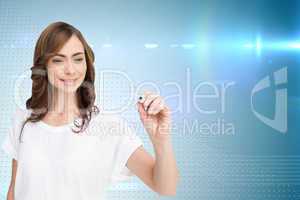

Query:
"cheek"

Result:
[[82, 63, 87, 73], [78, 64, 87, 78], [47, 67, 63, 85]]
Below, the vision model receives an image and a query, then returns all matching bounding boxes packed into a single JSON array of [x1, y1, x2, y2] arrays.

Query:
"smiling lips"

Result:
[[60, 78, 77, 85]]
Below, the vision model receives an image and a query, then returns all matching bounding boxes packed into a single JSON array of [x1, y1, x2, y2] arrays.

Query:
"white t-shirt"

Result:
[[1, 106, 144, 200]]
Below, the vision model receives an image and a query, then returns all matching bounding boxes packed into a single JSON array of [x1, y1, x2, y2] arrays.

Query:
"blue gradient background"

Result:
[[0, 0, 299, 199]]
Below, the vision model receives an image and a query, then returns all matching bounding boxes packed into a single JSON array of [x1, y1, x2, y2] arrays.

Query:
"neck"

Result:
[[49, 88, 79, 117]]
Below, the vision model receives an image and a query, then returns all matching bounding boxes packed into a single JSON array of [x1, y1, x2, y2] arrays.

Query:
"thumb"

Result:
[[137, 102, 148, 121]]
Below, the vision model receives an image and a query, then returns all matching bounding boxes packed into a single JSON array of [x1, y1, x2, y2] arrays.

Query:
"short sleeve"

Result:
[[110, 116, 144, 183], [1, 127, 19, 160], [1, 107, 29, 161]]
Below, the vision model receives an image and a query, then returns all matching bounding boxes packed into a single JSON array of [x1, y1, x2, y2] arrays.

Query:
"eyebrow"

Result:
[[54, 52, 84, 58]]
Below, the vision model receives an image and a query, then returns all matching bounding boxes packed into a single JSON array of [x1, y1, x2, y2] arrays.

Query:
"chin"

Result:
[[55, 86, 77, 93]]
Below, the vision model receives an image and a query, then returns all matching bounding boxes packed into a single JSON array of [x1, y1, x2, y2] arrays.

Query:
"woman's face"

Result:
[[47, 35, 87, 93]]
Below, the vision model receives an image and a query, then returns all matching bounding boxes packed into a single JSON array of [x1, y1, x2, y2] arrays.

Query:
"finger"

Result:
[[148, 98, 164, 115], [143, 94, 159, 111], [160, 105, 171, 119], [137, 102, 147, 120]]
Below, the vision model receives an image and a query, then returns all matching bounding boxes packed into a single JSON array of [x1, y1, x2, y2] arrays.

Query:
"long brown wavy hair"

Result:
[[19, 21, 99, 142]]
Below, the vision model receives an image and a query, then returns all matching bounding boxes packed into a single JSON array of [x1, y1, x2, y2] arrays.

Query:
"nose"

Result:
[[64, 60, 76, 75]]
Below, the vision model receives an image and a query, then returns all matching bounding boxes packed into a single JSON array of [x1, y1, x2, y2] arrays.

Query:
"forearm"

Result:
[[7, 185, 14, 200], [152, 138, 180, 196]]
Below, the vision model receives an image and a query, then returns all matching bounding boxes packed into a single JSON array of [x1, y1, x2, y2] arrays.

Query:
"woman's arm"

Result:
[[126, 91, 180, 196], [152, 139, 179, 196], [7, 159, 17, 200], [127, 141, 180, 196]]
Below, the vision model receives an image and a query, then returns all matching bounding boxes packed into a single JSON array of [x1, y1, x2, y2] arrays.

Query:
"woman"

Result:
[[1, 21, 179, 200]]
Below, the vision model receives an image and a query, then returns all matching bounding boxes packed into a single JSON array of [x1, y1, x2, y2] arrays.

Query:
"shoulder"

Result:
[[5, 107, 32, 141], [11, 106, 32, 124]]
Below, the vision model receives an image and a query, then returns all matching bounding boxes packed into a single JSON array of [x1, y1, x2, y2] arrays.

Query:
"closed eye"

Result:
[[75, 58, 83, 61], [52, 59, 63, 63]]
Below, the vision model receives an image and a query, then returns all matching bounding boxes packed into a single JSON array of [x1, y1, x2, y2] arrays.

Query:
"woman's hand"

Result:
[[136, 91, 179, 196], [136, 91, 172, 145]]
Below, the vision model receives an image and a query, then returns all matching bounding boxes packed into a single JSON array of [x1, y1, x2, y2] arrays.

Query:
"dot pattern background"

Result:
[[0, 0, 300, 200]]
